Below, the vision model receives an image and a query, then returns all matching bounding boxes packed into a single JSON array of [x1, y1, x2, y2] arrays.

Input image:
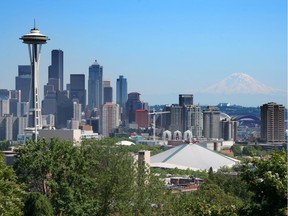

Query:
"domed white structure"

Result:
[[173, 130, 182, 140], [162, 130, 172, 141], [151, 143, 239, 171], [183, 130, 193, 142]]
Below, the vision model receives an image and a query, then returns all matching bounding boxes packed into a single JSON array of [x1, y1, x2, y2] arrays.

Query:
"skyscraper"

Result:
[[88, 60, 103, 111], [260, 102, 285, 144], [55, 91, 73, 129], [116, 75, 127, 119], [179, 94, 193, 107], [16, 65, 31, 103], [48, 49, 64, 91], [125, 92, 143, 125], [69, 74, 86, 111], [103, 81, 113, 103], [100, 103, 120, 137]]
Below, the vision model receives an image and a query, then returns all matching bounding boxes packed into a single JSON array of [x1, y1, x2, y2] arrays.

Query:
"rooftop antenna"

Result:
[[34, 19, 36, 29]]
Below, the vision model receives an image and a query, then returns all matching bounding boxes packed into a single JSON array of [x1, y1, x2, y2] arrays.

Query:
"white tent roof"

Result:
[[150, 143, 239, 171], [115, 140, 135, 146]]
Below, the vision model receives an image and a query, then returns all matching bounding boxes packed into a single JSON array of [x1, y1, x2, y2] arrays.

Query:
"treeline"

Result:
[[0, 138, 287, 215], [231, 144, 280, 157]]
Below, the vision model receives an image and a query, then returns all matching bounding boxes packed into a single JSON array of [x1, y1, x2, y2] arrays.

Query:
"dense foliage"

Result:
[[0, 153, 25, 216], [1, 138, 285, 215], [240, 150, 288, 215]]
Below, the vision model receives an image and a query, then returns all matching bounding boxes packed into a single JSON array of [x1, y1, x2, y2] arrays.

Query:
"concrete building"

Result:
[[168, 104, 183, 133], [73, 101, 82, 121], [0, 115, 27, 141], [203, 106, 221, 139], [220, 117, 237, 141], [183, 105, 203, 138], [100, 103, 120, 137], [39, 129, 82, 143], [135, 109, 149, 128], [0, 99, 9, 117], [261, 102, 285, 144]]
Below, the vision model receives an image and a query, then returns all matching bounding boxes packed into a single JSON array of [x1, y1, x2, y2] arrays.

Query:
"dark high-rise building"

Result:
[[116, 75, 127, 117], [42, 91, 57, 115], [260, 102, 285, 144], [88, 60, 103, 110], [103, 81, 113, 103], [0, 89, 10, 100], [70, 74, 86, 111], [15, 65, 31, 103], [179, 94, 193, 106], [56, 91, 73, 129], [125, 92, 144, 125], [48, 49, 64, 91]]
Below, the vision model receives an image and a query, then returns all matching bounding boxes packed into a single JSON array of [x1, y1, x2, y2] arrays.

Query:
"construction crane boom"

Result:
[[148, 110, 170, 141]]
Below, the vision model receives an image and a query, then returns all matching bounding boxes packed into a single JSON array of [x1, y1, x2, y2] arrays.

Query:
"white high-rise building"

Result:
[[100, 103, 120, 137], [73, 101, 82, 121], [0, 100, 10, 117]]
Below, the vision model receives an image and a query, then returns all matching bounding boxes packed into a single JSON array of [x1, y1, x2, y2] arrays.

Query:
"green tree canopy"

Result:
[[24, 192, 53, 216], [0, 153, 25, 216], [14, 138, 167, 215], [240, 150, 288, 215]]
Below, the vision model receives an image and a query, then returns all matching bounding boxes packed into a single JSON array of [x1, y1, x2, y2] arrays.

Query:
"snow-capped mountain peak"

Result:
[[202, 73, 274, 94]]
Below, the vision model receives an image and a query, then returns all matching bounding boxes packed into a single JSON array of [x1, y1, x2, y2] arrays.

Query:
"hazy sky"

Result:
[[0, 0, 286, 107]]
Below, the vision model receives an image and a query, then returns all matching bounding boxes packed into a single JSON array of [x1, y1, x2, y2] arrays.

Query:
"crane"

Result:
[[148, 109, 170, 141]]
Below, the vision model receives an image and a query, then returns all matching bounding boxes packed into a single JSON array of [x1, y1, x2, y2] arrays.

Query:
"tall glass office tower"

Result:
[[116, 75, 127, 117], [70, 74, 86, 111], [48, 49, 64, 91], [16, 65, 31, 103], [88, 60, 103, 110]]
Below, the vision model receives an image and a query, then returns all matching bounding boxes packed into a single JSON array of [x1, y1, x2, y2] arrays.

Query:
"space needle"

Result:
[[20, 25, 49, 142]]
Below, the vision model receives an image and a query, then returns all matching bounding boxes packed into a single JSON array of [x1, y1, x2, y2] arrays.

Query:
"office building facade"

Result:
[[179, 94, 193, 107], [48, 49, 64, 91], [260, 102, 285, 144], [69, 74, 86, 111], [100, 103, 120, 137], [125, 92, 144, 125], [88, 60, 103, 110], [15, 65, 31, 103], [116, 75, 127, 119], [103, 81, 113, 103], [135, 109, 149, 128]]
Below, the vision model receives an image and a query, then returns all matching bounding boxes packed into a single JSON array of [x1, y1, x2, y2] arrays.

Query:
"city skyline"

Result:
[[0, 0, 286, 107]]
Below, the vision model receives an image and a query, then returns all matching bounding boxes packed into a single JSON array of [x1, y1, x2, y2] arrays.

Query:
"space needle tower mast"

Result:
[[20, 24, 49, 142]]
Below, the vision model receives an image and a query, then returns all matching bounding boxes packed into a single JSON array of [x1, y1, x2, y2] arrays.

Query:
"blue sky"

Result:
[[0, 0, 286, 107]]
